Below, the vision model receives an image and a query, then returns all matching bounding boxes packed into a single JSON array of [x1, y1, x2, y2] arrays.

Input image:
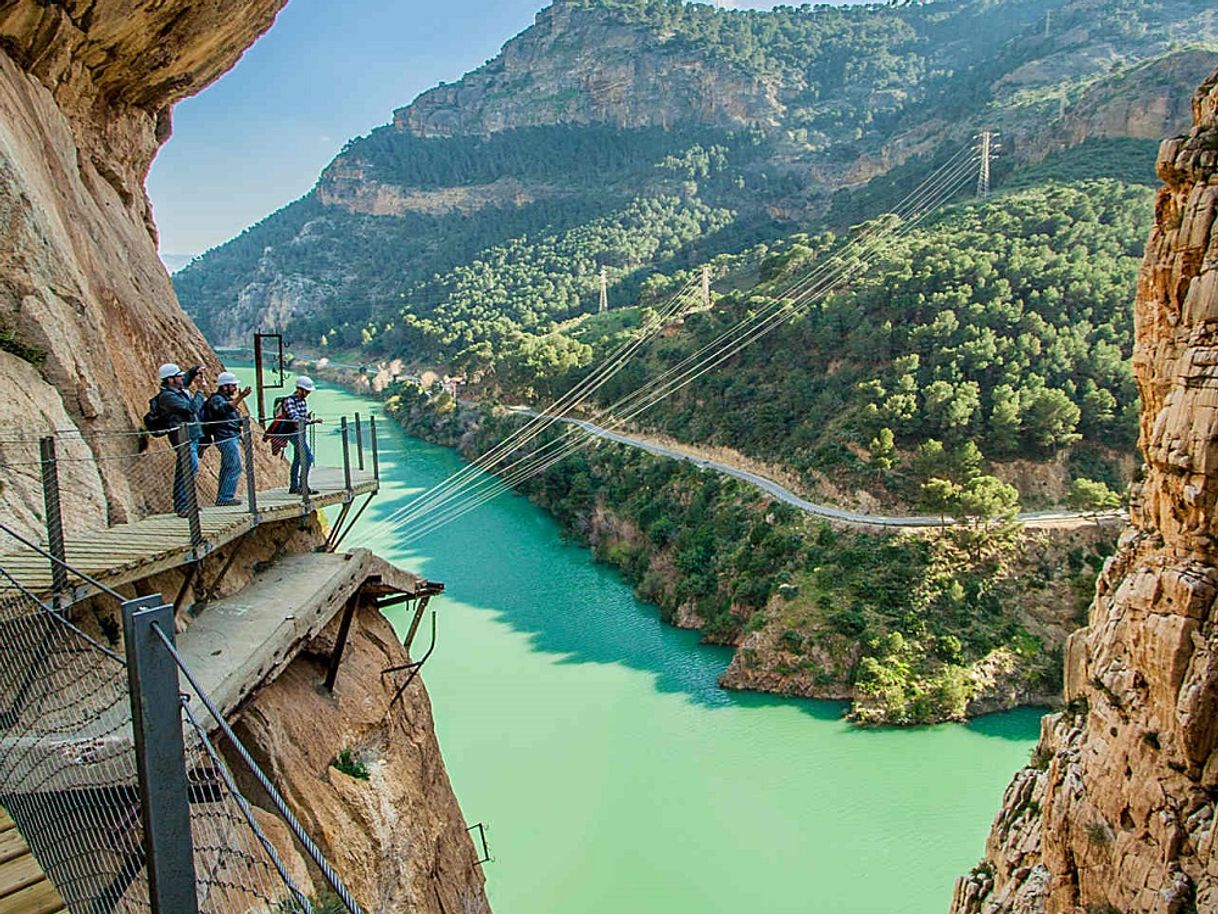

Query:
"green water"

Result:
[[297, 377, 1038, 914]]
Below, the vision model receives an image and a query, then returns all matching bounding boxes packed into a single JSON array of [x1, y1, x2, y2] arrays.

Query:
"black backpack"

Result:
[[143, 393, 172, 437]]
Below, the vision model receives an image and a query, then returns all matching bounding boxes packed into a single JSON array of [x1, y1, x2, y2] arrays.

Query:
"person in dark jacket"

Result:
[[155, 362, 206, 516], [205, 371, 253, 506]]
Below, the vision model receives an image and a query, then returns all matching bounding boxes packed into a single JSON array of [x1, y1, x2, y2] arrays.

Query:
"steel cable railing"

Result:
[[0, 539, 363, 913], [0, 410, 379, 603]]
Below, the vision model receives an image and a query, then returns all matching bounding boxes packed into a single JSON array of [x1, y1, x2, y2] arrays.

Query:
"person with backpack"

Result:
[[149, 363, 207, 516], [279, 376, 323, 494], [203, 371, 253, 506]]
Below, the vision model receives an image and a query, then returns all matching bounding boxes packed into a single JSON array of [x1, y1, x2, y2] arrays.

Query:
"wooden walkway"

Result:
[[0, 810, 64, 914], [0, 467, 377, 602]]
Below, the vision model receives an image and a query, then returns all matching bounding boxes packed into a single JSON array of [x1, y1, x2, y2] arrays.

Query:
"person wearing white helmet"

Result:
[[202, 371, 253, 506], [150, 361, 207, 516], [278, 376, 324, 494]]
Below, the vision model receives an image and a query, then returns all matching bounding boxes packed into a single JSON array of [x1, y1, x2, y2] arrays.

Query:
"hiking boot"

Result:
[[216, 499, 242, 507]]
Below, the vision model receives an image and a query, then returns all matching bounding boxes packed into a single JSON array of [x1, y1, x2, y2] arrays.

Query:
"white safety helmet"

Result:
[[295, 376, 316, 392], [216, 371, 240, 387], [158, 363, 183, 381]]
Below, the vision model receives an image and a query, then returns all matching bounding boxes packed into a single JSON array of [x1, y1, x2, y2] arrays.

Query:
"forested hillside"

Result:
[[572, 173, 1151, 505], [176, 0, 1216, 357]]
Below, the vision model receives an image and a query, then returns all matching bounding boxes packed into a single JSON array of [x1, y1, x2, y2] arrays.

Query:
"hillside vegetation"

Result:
[[565, 175, 1151, 505], [386, 389, 1111, 725], [176, 0, 1216, 359]]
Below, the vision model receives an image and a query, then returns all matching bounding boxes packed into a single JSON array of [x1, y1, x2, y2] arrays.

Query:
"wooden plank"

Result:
[[0, 465, 374, 599], [0, 853, 45, 896], [0, 831, 27, 866], [0, 812, 12, 833], [0, 877, 63, 914]]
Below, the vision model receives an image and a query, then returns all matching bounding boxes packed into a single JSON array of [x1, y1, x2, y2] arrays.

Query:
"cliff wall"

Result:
[[953, 66, 1218, 914], [235, 602, 491, 914], [0, 1, 285, 529], [0, 4, 490, 909]]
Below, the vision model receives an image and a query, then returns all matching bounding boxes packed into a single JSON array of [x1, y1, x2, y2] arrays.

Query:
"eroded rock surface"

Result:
[[953, 66, 1218, 914], [0, 1, 287, 528], [233, 604, 491, 914]]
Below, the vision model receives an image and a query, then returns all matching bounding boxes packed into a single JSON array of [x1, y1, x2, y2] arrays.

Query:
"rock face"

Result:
[[0, 5, 490, 911], [952, 66, 1218, 914], [0, 1, 286, 526], [396, 0, 783, 138], [234, 604, 491, 914]]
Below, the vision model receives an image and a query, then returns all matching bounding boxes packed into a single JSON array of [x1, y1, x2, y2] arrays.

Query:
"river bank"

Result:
[[366, 380, 1118, 726]]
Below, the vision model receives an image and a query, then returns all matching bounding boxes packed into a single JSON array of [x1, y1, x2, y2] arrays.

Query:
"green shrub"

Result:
[[333, 748, 370, 781]]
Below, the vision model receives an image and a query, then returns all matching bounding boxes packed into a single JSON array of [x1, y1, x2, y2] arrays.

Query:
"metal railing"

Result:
[[0, 411, 383, 602], [0, 536, 365, 914]]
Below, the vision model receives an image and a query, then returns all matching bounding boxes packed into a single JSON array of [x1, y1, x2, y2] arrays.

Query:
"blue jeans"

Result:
[[216, 437, 242, 503], [290, 439, 314, 492], [173, 440, 199, 514]]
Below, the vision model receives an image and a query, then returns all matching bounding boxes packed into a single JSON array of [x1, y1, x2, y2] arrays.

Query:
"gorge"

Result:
[[303, 376, 1043, 914], [3, 0, 1218, 911]]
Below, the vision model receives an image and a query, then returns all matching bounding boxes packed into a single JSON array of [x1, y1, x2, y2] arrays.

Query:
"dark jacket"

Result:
[[155, 367, 203, 440], [204, 392, 242, 442]]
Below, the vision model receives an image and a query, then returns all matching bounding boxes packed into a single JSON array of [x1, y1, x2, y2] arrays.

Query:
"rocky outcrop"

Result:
[[953, 66, 1218, 914], [395, 0, 783, 139], [1058, 51, 1212, 148], [319, 165, 569, 217], [0, 1, 287, 526], [233, 603, 490, 914]]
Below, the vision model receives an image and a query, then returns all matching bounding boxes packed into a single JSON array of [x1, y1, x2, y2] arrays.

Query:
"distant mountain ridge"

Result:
[[176, 0, 1217, 352]]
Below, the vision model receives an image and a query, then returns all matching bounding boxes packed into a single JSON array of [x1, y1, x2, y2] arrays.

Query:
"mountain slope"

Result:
[[175, 0, 1217, 353]]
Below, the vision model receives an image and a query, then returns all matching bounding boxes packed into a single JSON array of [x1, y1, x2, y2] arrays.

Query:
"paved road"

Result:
[[510, 408, 1123, 530]]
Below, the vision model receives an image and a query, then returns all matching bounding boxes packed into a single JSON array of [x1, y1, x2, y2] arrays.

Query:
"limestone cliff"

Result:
[[234, 604, 491, 914], [0, 1, 286, 527], [952, 67, 1218, 914], [395, 0, 784, 139], [0, 4, 491, 910]]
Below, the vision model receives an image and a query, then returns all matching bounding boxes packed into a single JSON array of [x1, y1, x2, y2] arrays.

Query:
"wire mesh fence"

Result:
[[0, 576, 148, 912], [0, 424, 233, 537], [0, 565, 337, 913]]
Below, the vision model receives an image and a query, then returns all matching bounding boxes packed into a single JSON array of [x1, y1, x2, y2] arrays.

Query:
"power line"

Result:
[[365, 146, 982, 546]]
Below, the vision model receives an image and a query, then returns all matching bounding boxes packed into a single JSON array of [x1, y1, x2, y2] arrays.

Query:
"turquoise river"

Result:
[[301, 376, 1039, 914]]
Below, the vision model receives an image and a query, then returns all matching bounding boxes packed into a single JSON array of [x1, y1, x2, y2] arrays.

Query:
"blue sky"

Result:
[[147, 0, 809, 258]]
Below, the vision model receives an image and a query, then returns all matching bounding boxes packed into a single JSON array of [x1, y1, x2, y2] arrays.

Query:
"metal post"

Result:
[[369, 415, 380, 481], [39, 436, 68, 599], [241, 417, 258, 522], [323, 596, 359, 692], [122, 596, 199, 914], [298, 425, 311, 510], [253, 334, 266, 425], [340, 417, 353, 500], [171, 425, 203, 555], [354, 413, 365, 471], [402, 594, 434, 654]]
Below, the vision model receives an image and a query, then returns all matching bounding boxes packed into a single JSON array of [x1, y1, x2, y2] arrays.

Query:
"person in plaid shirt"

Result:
[[279, 376, 323, 494]]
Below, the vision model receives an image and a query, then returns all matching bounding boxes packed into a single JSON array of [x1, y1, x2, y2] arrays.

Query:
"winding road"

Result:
[[511, 408, 1123, 530]]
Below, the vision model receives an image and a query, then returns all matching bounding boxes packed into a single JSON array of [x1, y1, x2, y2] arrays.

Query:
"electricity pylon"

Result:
[[976, 130, 999, 199]]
